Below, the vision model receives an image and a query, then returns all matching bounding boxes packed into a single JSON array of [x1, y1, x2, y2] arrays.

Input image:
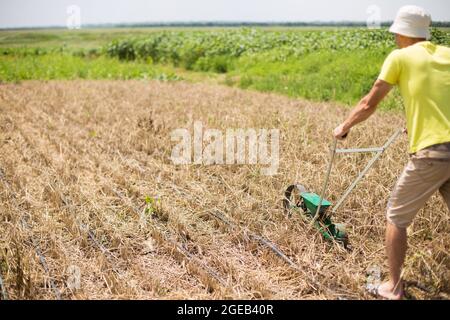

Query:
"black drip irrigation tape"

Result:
[[112, 188, 228, 288], [207, 210, 342, 296], [0, 176, 61, 300]]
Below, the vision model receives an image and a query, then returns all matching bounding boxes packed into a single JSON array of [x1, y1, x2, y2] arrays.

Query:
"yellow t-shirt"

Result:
[[378, 41, 450, 153]]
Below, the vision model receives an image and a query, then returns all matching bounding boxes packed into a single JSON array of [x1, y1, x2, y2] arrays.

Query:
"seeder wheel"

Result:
[[283, 184, 308, 217], [332, 223, 350, 249]]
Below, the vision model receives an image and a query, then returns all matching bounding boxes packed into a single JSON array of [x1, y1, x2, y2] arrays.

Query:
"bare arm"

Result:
[[334, 79, 393, 139]]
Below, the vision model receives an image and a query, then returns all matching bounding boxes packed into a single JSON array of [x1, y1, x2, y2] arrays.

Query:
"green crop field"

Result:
[[1, 27, 449, 109]]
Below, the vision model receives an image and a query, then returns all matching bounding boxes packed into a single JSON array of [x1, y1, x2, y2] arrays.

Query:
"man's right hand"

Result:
[[333, 123, 350, 140]]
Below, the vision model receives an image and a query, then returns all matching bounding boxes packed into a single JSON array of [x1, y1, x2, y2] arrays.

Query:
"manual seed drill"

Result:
[[283, 129, 403, 248]]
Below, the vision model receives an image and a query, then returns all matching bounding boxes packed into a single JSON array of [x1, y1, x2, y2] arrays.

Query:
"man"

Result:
[[333, 5, 450, 300]]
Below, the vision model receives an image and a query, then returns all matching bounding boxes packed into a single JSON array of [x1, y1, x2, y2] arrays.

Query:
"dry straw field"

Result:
[[0, 80, 448, 299]]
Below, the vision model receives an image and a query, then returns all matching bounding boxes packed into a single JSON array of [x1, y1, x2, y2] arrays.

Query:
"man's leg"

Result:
[[378, 222, 406, 300], [378, 159, 450, 299], [438, 179, 450, 210]]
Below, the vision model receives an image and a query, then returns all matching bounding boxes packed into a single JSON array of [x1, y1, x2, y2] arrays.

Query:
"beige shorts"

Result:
[[386, 143, 450, 228]]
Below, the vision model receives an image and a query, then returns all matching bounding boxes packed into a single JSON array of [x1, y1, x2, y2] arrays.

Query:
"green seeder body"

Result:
[[299, 192, 348, 244]]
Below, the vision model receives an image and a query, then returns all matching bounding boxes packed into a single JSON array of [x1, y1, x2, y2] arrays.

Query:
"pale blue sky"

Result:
[[0, 0, 448, 28]]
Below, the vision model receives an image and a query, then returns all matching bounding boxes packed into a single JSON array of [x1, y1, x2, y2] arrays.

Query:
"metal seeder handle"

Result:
[[313, 139, 338, 220], [314, 128, 403, 220]]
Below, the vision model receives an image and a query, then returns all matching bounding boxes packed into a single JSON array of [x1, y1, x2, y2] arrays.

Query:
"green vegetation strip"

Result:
[[1, 28, 448, 109]]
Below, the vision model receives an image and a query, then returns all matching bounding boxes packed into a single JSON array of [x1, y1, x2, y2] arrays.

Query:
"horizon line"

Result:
[[1, 19, 450, 31]]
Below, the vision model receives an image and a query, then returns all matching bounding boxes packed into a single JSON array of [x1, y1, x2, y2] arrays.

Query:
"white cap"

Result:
[[389, 5, 432, 40]]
